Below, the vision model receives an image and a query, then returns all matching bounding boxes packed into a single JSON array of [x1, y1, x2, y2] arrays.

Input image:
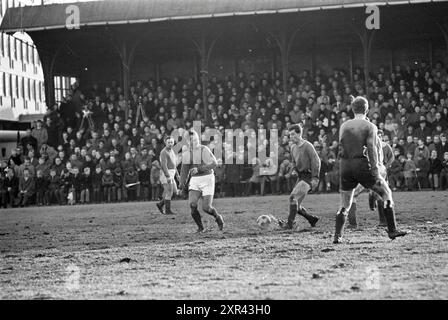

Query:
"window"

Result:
[[31, 79, 36, 101], [0, 72, 4, 97], [13, 38, 17, 60], [54, 75, 78, 104], [0, 33, 3, 57]]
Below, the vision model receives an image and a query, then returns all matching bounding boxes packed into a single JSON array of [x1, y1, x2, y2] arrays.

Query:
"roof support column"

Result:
[[103, 27, 152, 121], [33, 38, 69, 109], [119, 40, 132, 121], [191, 32, 220, 120], [349, 47, 354, 82], [269, 23, 305, 102], [40, 54, 55, 109], [436, 21, 448, 58], [353, 28, 375, 97]]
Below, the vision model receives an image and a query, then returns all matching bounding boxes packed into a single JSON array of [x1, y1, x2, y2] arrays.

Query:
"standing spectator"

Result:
[[101, 168, 114, 203], [389, 155, 404, 191], [223, 153, 242, 197], [415, 155, 430, 189], [48, 169, 62, 205], [428, 150, 442, 190], [20, 129, 38, 154], [2, 168, 18, 208], [150, 160, 161, 201], [92, 166, 103, 203], [440, 152, 448, 190], [123, 167, 139, 201], [138, 162, 151, 201], [60, 169, 71, 205], [17, 168, 35, 207], [31, 120, 48, 150], [69, 167, 83, 204], [214, 159, 226, 197], [79, 167, 92, 204], [35, 170, 49, 206], [403, 153, 417, 191], [113, 168, 123, 202]]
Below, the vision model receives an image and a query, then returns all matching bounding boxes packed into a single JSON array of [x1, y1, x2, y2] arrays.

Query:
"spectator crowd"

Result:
[[1, 59, 448, 208]]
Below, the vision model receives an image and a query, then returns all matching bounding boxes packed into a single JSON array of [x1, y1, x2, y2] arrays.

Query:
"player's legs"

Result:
[[202, 194, 224, 231], [281, 179, 318, 229], [333, 188, 355, 243], [163, 182, 176, 214], [189, 190, 203, 232], [369, 177, 407, 239], [347, 184, 365, 228], [156, 183, 168, 214]]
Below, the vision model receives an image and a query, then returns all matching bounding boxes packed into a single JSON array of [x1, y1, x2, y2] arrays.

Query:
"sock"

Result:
[[348, 202, 358, 226], [335, 208, 347, 237], [383, 201, 397, 233], [164, 199, 171, 213], [191, 206, 203, 230], [288, 202, 298, 227], [377, 200, 386, 224]]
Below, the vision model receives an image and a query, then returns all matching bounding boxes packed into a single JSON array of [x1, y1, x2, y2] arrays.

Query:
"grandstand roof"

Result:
[[0, 0, 444, 33]]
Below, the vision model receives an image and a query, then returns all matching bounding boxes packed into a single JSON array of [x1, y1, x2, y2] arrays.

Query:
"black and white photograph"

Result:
[[0, 0, 447, 304]]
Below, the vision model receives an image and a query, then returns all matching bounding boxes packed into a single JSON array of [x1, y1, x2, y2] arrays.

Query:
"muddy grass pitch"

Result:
[[1, 191, 447, 299]]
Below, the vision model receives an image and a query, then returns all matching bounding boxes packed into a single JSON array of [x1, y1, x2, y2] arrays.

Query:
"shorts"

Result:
[[353, 164, 387, 196], [189, 173, 215, 196], [160, 169, 176, 184], [340, 158, 378, 191], [291, 172, 312, 196]]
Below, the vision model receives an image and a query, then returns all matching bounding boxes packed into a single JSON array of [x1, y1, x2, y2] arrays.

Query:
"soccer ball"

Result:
[[257, 215, 272, 229]]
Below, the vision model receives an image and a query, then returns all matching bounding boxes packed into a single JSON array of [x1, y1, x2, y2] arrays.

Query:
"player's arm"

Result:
[[179, 150, 191, 188], [308, 143, 321, 189], [197, 146, 218, 173], [385, 144, 395, 168], [366, 124, 380, 177], [159, 150, 171, 179]]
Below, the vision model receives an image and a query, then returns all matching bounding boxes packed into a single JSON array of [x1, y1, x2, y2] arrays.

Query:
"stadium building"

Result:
[[0, 0, 447, 161], [0, 0, 46, 129], [0, 0, 447, 120]]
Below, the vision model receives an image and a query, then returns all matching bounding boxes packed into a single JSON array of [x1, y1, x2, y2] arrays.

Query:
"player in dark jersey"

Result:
[[157, 136, 179, 215], [347, 129, 394, 228], [278, 124, 320, 230], [179, 130, 224, 233], [334, 96, 407, 243]]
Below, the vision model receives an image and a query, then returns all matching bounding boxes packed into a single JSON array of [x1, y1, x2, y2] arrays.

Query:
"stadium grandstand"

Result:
[[0, 0, 447, 208]]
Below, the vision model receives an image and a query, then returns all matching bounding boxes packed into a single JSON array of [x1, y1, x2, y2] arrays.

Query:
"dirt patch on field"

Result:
[[1, 191, 447, 299]]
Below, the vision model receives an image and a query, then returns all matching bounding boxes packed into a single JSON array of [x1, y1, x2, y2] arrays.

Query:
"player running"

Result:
[[334, 96, 407, 243], [279, 123, 320, 230], [179, 130, 224, 233], [347, 129, 395, 228], [156, 136, 179, 215]]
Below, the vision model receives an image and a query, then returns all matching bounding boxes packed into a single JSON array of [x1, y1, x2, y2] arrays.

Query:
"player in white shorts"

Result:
[[156, 136, 179, 215], [179, 130, 224, 233]]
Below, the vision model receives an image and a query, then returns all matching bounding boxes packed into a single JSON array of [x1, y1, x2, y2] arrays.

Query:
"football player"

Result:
[[279, 123, 320, 230], [334, 96, 407, 243], [156, 136, 179, 215], [347, 129, 395, 228], [179, 130, 224, 233]]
